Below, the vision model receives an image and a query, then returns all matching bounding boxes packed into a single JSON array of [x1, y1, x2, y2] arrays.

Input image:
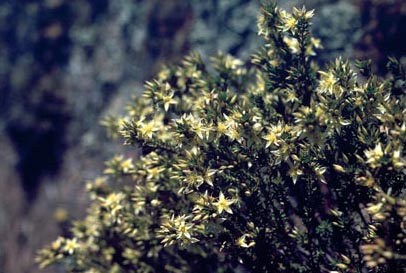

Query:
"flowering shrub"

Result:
[[37, 3, 406, 273]]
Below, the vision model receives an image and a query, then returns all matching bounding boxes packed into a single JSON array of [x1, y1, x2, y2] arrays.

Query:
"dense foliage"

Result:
[[37, 3, 406, 273]]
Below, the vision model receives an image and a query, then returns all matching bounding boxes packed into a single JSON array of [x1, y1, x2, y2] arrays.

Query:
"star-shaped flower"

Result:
[[213, 192, 234, 214]]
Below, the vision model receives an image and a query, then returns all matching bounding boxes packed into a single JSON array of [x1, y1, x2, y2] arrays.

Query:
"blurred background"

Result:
[[0, 0, 405, 272]]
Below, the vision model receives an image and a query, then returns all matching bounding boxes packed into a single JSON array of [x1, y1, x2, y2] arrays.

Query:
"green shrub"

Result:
[[37, 3, 406, 273]]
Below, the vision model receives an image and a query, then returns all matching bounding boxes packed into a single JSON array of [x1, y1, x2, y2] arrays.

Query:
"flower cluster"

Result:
[[37, 3, 406, 273]]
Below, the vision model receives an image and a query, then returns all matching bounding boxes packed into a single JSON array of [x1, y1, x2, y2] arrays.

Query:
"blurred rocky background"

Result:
[[0, 0, 405, 272]]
